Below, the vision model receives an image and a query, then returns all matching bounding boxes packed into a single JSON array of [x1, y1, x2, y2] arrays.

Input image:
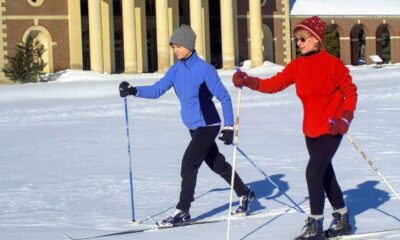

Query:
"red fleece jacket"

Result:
[[256, 49, 357, 137]]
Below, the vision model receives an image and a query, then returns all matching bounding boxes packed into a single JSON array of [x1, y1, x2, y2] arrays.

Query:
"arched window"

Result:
[[27, 0, 45, 7]]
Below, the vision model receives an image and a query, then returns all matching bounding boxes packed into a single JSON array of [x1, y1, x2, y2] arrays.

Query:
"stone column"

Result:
[[88, 0, 104, 72], [249, 0, 263, 67], [135, 0, 148, 73], [233, 0, 239, 63], [220, 0, 235, 69], [68, 0, 83, 70], [155, 0, 170, 72], [202, 0, 211, 62], [168, 0, 179, 64], [101, 0, 115, 73], [190, 0, 205, 60], [122, 0, 138, 73]]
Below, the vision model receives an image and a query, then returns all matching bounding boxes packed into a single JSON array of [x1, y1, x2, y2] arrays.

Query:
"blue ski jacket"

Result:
[[136, 52, 234, 130]]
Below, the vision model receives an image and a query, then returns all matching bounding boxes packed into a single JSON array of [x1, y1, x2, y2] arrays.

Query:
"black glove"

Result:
[[218, 126, 234, 145], [119, 81, 137, 97]]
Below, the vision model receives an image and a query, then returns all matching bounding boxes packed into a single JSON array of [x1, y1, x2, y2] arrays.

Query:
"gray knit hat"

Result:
[[169, 24, 196, 52]]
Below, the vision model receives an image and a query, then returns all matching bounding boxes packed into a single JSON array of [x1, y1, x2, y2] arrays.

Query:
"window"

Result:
[[261, 0, 268, 7]]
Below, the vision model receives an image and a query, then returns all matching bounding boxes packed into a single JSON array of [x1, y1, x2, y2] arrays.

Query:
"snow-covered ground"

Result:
[[1, 63, 400, 240]]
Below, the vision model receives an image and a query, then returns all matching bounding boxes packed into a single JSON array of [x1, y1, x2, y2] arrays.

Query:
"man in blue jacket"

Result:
[[119, 24, 254, 226]]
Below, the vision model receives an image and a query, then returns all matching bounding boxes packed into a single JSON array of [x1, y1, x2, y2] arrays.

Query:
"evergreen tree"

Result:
[[324, 25, 340, 58], [381, 29, 391, 63], [358, 30, 366, 62], [3, 35, 47, 83]]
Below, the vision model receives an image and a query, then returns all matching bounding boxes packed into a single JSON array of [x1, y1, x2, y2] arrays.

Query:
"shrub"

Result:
[[3, 35, 47, 83]]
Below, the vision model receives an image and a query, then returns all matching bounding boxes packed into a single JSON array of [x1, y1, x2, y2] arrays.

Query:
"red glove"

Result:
[[232, 71, 259, 90], [328, 110, 354, 135]]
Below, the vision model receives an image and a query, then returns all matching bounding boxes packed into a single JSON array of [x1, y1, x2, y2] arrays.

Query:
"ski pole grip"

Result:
[[235, 67, 248, 80], [328, 118, 336, 125]]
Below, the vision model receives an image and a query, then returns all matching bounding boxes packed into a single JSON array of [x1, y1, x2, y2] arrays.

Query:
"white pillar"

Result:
[[249, 0, 263, 67], [68, 0, 83, 70], [88, 0, 104, 72], [135, 0, 148, 73], [101, 0, 115, 73], [190, 0, 205, 60], [155, 0, 170, 72], [122, 0, 138, 73], [168, 0, 180, 64], [202, 0, 211, 62], [220, 0, 235, 69]]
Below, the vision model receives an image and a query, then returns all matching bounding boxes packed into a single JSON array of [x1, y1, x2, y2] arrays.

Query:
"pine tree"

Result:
[[324, 25, 340, 58], [381, 29, 391, 63], [2, 35, 47, 83]]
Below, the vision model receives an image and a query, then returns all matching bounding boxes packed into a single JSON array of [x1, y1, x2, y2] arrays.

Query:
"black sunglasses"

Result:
[[294, 36, 310, 43]]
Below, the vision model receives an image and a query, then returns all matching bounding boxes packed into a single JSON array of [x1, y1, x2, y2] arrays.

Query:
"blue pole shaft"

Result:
[[124, 98, 136, 222]]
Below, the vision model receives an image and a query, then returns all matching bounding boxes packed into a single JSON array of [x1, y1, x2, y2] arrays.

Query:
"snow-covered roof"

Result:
[[290, 0, 400, 16]]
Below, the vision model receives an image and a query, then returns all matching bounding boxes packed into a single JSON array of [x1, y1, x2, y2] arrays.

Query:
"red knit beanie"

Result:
[[294, 16, 326, 42]]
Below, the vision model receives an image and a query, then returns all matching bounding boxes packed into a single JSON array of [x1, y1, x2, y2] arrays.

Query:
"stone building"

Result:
[[0, 0, 399, 79]]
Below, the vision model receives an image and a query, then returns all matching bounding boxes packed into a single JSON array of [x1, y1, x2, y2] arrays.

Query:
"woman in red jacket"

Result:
[[232, 16, 357, 240]]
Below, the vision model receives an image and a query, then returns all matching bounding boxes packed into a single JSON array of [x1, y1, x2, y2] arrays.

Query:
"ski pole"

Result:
[[123, 97, 136, 222], [236, 146, 305, 213], [345, 133, 400, 200], [226, 68, 243, 240]]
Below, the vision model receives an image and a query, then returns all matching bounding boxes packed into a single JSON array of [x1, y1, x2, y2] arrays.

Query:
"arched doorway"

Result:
[[350, 25, 366, 65], [262, 24, 274, 62], [376, 24, 391, 63], [23, 26, 54, 73]]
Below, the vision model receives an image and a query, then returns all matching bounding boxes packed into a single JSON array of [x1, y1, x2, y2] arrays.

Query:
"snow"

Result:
[[1, 63, 400, 240], [290, 0, 400, 16]]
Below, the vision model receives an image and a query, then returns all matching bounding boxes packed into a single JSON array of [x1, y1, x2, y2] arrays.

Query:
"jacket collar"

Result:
[[301, 49, 320, 57], [180, 50, 198, 68], [300, 48, 328, 57]]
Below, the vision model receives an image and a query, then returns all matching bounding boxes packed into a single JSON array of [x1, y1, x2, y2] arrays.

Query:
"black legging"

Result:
[[305, 134, 346, 215], [176, 126, 249, 212]]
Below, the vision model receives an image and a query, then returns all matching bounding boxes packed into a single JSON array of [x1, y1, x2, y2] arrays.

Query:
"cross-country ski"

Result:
[[63, 206, 308, 240], [63, 219, 221, 240], [326, 227, 400, 239]]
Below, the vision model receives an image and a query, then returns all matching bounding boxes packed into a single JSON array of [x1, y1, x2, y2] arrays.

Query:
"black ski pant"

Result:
[[305, 134, 346, 216], [176, 126, 249, 212]]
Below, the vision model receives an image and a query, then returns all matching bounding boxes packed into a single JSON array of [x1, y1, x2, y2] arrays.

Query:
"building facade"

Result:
[[0, 0, 399, 79]]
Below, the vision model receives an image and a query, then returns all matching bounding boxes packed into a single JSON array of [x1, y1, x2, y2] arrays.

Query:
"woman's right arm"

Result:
[[256, 62, 296, 94], [232, 62, 296, 94]]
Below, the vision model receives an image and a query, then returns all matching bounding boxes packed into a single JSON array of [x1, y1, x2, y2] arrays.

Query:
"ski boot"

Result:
[[235, 189, 255, 216], [160, 209, 191, 227], [324, 211, 352, 238], [295, 217, 324, 240]]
